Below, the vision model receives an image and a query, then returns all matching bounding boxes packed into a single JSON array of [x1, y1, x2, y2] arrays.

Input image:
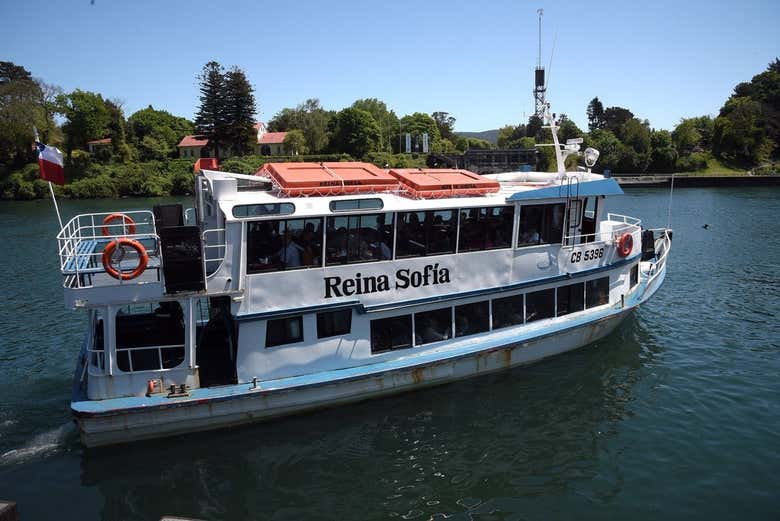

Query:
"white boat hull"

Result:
[[75, 308, 630, 447]]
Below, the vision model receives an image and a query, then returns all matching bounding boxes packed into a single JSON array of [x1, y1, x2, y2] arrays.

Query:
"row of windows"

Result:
[[247, 203, 566, 274], [263, 277, 610, 350], [370, 277, 611, 353]]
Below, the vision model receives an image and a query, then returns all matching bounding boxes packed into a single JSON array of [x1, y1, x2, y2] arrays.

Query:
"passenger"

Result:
[[277, 232, 304, 268]]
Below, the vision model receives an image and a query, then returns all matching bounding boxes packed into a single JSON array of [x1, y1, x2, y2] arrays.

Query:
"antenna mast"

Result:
[[533, 8, 546, 118]]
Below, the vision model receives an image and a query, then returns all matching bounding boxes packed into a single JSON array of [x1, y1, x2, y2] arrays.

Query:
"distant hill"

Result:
[[455, 129, 500, 145]]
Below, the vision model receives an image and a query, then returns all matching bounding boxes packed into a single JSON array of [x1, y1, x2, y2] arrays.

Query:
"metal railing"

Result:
[[643, 228, 672, 284], [202, 228, 227, 275], [562, 214, 641, 248], [115, 344, 186, 373], [57, 210, 161, 288]]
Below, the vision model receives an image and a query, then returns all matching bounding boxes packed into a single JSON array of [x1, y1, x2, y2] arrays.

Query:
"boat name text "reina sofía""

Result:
[[324, 263, 452, 298]]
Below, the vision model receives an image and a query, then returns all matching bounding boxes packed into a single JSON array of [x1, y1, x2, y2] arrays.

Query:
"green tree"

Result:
[[526, 115, 543, 141], [712, 96, 771, 165], [649, 129, 678, 172], [619, 118, 652, 172], [57, 89, 111, 159], [431, 111, 456, 141], [352, 98, 399, 152], [0, 62, 43, 167], [586, 97, 604, 131], [602, 106, 634, 134], [328, 107, 381, 158], [268, 98, 332, 153], [128, 106, 194, 161], [455, 136, 492, 151], [557, 117, 582, 143], [223, 66, 257, 156], [398, 112, 441, 153], [105, 99, 132, 163], [283, 129, 307, 155], [194, 61, 227, 157], [672, 118, 702, 154], [585, 129, 622, 172]]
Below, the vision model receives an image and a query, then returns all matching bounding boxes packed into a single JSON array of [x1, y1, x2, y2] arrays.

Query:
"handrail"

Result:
[[203, 227, 227, 275], [561, 217, 640, 248], [606, 213, 642, 226], [57, 210, 161, 288], [115, 343, 186, 373], [643, 228, 672, 285]]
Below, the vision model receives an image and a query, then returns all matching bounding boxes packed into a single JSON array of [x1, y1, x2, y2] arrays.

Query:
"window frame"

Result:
[[370, 314, 413, 354], [265, 315, 304, 348], [517, 202, 566, 248], [316, 309, 353, 339]]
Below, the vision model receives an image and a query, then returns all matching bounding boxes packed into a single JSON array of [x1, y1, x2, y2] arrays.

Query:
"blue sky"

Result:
[[1, 0, 778, 132]]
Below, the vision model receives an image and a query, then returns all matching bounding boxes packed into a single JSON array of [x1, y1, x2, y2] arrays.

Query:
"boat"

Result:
[[57, 104, 672, 447]]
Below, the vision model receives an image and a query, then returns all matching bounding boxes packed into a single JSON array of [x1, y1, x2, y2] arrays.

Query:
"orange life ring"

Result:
[[102, 238, 149, 280], [617, 232, 633, 257], [102, 213, 136, 236]]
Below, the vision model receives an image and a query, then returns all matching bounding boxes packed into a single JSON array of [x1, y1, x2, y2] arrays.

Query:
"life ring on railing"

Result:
[[617, 232, 634, 257], [102, 213, 136, 236], [102, 238, 148, 280]]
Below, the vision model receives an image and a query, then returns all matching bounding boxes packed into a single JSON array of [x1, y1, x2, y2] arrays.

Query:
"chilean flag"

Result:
[[36, 141, 65, 185]]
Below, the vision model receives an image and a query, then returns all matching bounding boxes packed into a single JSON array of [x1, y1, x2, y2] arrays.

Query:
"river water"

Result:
[[0, 188, 778, 520]]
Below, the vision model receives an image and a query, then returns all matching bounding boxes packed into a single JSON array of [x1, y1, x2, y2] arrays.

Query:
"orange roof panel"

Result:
[[259, 162, 400, 196], [389, 168, 500, 198]]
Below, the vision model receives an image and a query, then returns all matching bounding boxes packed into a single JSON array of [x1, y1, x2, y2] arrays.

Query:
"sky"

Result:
[[1, 0, 778, 133]]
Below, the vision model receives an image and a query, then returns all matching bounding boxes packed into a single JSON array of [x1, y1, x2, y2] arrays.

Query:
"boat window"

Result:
[[586, 277, 610, 308], [526, 288, 555, 323], [115, 301, 185, 372], [326, 213, 393, 265], [458, 206, 514, 252], [370, 315, 412, 353], [414, 307, 452, 345], [557, 282, 585, 316], [492, 294, 524, 330], [330, 198, 384, 212], [630, 264, 639, 288], [246, 217, 323, 273], [317, 309, 352, 339], [396, 210, 457, 258], [581, 197, 598, 243], [266, 316, 304, 347], [233, 203, 295, 218], [517, 203, 565, 247], [455, 301, 490, 337]]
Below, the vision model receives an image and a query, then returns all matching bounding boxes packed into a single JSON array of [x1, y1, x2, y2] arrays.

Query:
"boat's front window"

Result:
[[246, 217, 324, 273], [115, 301, 185, 373], [517, 203, 565, 247]]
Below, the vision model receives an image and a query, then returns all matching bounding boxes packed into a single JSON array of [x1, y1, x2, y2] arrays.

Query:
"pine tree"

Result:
[[195, 61, 226, 157], [224, 66, 257, 156]]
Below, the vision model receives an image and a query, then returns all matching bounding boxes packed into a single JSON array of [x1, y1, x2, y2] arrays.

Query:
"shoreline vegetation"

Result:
[[1, 59, 778, 201]]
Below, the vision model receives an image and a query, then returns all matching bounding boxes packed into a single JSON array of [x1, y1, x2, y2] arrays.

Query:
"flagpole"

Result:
[[48, 180, 64, 230], [33, 126, 64, 230]]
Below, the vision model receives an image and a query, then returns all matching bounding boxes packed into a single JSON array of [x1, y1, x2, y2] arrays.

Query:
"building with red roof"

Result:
[[177, 123, 290, 159], [87, 137, 112, 154]]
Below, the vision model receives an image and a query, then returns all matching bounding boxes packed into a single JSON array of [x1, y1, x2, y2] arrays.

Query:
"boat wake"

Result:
[[0, 422, 76, 465]]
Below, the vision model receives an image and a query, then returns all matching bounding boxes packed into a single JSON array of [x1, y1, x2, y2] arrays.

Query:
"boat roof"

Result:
[[260, 162, 400, 196], [388, 168, 500, 198], [201, 163, 620, 222]]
